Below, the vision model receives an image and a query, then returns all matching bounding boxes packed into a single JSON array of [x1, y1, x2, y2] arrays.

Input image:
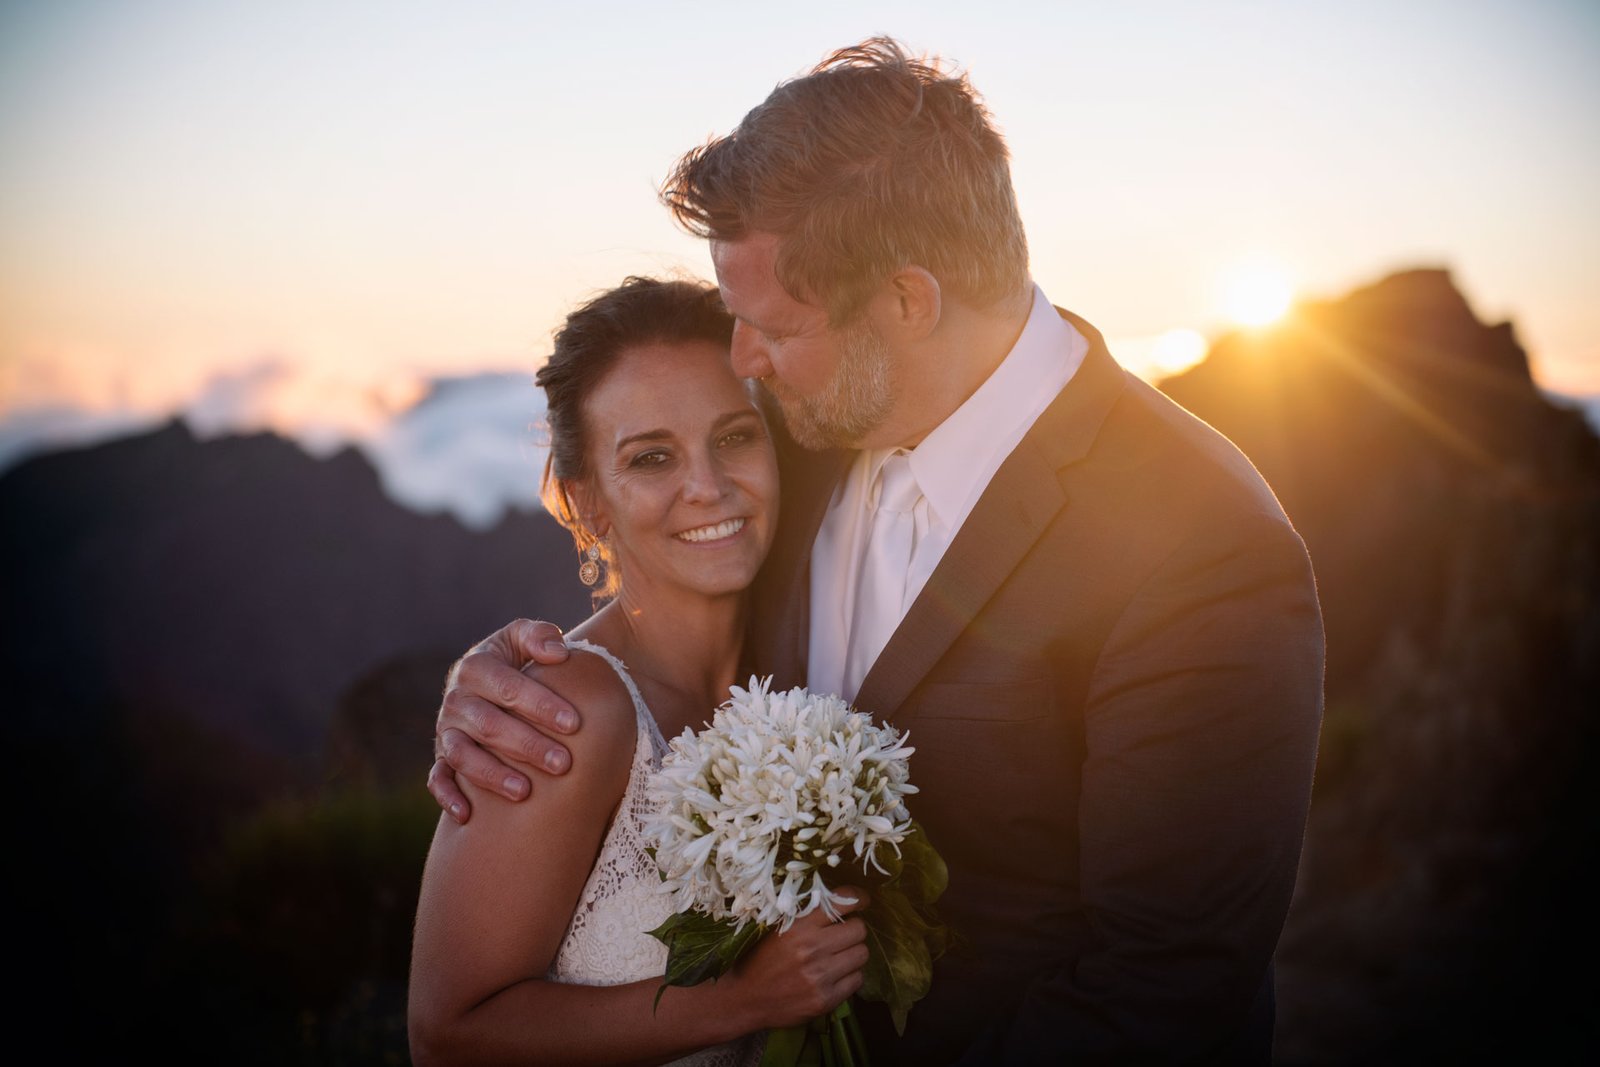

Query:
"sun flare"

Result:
[[1222, 266, 1294, 327], [1149, 329, 1209, 375]]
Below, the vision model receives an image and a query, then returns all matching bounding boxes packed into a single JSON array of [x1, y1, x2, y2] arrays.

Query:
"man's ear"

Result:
[[881, 265, 942, 340]]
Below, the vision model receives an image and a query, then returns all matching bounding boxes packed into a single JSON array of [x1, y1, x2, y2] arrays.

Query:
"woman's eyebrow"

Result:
[[616, 411, 760, 453], [712, 410, 761, 431], [615, 428, 672, 452]]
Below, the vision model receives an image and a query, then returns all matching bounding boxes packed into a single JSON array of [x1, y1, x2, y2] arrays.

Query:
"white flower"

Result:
[[645, 677, 918, 932]]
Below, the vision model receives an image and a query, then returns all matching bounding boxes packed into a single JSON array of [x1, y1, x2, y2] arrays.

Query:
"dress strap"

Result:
[[563, 637, 654, 734]]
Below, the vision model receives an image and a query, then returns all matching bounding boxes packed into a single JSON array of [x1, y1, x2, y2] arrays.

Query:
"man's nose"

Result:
[[729, 321, 773, 380]]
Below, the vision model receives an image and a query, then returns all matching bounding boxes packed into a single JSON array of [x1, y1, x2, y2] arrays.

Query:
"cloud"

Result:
[[179, 359, 546, 529], [183, 359, 425, 452], [1542, 389, 1600, 437], [360, 372, 548, 530], [1, 358, 550, 530]]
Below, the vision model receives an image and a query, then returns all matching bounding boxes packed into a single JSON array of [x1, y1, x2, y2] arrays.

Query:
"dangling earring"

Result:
[[578, 542, 603, 587]]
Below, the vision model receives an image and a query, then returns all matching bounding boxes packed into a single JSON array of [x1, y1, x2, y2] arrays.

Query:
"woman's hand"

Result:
[[722, 887, 872, 1030], [428, 619, 582, 823]]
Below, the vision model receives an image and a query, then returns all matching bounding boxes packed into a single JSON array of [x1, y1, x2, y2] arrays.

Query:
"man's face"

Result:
[[711, 234, 894, 451]]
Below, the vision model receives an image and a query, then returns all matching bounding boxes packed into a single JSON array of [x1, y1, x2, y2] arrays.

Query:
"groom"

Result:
[[430, 38, 1323, 1064]]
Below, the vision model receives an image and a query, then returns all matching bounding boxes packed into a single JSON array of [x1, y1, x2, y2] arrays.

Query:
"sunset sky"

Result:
[[2, 0, 1597, 458]]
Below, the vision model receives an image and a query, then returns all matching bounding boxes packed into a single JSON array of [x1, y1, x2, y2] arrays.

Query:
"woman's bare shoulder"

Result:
[[450, 643, 639, 825], [531, 643, 641, 781]]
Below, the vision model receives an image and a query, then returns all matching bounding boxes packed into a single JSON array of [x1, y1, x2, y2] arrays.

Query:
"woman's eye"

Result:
[[717, 431, 749, 447], [629, 450, 669, 468]]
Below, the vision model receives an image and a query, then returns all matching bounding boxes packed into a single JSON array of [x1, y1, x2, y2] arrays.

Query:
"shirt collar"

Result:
[[877, 285, 1076, 526]]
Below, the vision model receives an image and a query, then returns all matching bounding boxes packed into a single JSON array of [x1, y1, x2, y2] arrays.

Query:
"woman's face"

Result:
[[574, 338, 779, 601]]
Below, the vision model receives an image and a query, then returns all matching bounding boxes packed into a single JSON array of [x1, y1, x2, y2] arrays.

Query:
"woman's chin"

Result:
[[677, 558, 764, 599]]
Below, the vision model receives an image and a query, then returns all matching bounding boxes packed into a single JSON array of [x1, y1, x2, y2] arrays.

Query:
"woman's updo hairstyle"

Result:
[[536, 275, 736, 596]]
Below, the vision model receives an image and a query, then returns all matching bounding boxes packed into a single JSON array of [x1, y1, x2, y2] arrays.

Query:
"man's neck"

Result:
[[872, 285, 1035, 450]]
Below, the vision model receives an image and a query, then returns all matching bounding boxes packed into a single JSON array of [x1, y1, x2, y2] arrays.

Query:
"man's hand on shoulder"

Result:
[[428, 619, 583, 824]]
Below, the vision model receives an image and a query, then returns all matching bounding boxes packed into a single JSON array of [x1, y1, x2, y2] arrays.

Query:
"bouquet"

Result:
[[644, 677, 950, 1067]]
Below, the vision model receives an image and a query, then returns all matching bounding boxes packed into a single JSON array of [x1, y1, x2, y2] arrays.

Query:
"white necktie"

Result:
[[843, 451, 922, 699]]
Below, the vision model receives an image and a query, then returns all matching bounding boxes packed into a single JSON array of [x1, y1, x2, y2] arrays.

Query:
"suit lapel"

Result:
[[852, 437, 1064, 721], [852, 309, 1129, 723]]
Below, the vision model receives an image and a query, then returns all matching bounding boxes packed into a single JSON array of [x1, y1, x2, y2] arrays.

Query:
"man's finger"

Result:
[[427, 758, 473, 824], [452, 654, 579, 734], [831, 968, 866, 1002], [831, 885, 871, 916], [439, 726, 533, 799], [787, 887, 871, 936], [443, 689, 575, 775], [817, 941, 871, 987], [498, 618, 570, 666]]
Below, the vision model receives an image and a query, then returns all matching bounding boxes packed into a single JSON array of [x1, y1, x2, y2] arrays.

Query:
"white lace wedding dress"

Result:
[[547, 638, 765, 1067]]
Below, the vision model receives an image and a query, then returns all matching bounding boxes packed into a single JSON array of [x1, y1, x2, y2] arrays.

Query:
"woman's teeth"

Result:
[[676, 518, 745, 543]]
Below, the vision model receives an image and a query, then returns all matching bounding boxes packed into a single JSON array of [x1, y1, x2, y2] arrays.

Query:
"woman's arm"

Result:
[[408, 650, 868, 1066]]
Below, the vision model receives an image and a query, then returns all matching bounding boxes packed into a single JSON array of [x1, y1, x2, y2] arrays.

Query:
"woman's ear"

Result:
[[565, 479, 609, 541]]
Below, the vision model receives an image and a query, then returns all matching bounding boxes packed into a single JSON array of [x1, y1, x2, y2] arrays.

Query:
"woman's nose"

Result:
[[681, 452, 731, 504]]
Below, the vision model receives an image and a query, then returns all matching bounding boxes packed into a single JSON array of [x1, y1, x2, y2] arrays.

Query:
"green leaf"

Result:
[[842, 821, 953, 1035], [646, 910, 763, 991], [859, 887, 945, 1036], [894, 823, 948, 904], [644, 909, 703, 944]]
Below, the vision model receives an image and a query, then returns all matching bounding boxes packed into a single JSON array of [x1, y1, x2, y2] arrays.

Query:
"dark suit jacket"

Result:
[[743, 310, 1325, 1064]]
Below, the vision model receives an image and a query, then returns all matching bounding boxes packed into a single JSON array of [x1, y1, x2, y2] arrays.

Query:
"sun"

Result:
[[1222, 265, 1293, 327], [1149, 328, 1209, 376]]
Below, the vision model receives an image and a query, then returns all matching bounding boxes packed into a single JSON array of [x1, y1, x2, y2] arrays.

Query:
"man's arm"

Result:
[[427, 619, 583, 824], [412, 647, 875, 1065], [968, 514, 1325, 1064]]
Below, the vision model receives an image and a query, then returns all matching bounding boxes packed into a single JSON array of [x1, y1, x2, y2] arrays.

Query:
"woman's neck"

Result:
[[575, 584, 746, 729]]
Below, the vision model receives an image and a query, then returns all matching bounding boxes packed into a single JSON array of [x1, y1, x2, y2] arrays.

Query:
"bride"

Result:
[[408, 277, 869, 1065]]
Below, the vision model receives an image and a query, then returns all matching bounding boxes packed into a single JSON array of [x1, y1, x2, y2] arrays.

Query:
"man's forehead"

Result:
[[710, 235, 776, 290], [712, 235, 818, 319]]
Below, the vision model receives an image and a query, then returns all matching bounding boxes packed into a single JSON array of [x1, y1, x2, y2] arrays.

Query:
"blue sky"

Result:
[[2, 0, 1596, 443]]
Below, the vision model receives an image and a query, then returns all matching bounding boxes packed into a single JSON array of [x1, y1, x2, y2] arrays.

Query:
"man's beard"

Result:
[[767, 321, 894, 450]]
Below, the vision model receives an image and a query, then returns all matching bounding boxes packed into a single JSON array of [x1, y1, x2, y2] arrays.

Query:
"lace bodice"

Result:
[[548, 638, 763, 1067]]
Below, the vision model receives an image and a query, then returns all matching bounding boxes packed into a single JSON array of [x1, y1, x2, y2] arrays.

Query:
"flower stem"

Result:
[[815, 1013, 836, 1067], [829, 1003, 853, 1067], [843, 1001, 869, 1064]]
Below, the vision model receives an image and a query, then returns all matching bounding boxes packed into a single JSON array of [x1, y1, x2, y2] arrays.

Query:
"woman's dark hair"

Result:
[[536, 275, 735, 595]]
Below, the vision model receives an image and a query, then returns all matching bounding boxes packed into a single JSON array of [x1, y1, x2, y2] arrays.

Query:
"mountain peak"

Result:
[[1296, 267, 1532, 385], [1344, 266, 1469, 314]]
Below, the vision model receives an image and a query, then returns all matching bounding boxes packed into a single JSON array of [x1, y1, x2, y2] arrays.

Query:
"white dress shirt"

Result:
[[808, 285, 1088, 701]]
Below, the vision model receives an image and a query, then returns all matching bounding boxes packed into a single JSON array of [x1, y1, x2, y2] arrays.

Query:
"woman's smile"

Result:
[[674, 517, 748, 544]]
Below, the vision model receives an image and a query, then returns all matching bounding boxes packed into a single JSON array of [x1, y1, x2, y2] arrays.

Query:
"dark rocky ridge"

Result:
[[1161, 268, 1600, 1062], [1, 421, 592, 1060], [2, 419, 591, 759]]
